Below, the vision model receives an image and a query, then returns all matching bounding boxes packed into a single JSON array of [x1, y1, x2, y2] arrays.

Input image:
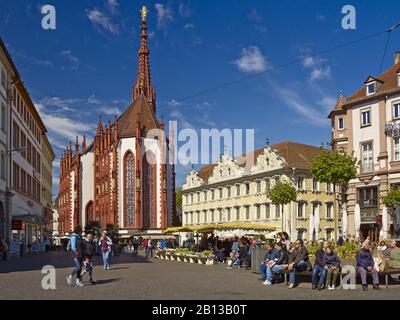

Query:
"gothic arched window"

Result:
[[124, 152, 135, 227]]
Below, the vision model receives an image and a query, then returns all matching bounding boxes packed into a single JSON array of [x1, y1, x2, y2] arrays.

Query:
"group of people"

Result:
[[226, 237, 253, 270], [258, 235, 400, 290], [66, 226, 113, 287]]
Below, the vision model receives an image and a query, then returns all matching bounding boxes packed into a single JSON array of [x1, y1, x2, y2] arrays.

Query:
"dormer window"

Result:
[[338, 117, 344, 130], [366, 82, 376, 96]]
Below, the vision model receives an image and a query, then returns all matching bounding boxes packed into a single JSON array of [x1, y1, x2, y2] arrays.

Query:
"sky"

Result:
[[1, 0, 400, 197]]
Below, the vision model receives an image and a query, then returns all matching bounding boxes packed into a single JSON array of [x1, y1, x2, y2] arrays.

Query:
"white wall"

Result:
[[80, 150, 94, 227]]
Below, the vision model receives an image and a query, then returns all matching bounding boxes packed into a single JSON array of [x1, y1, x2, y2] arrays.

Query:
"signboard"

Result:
[[12, 219, 22, 230]]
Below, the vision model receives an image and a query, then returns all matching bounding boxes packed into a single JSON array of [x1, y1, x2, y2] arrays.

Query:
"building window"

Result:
[[366, 82, 376, 95], [227, 186, 231, 197], [395, 138, 400, 161], [265, 204, 271, 219], [338, 117, 344, 130], [361, 110, 371, 127], [211, 190, 214, 200], [226, 208, 231, 221], [358, 186, 378, 208], [361, 142, 373, 173], [275, 205, 281, 219], [326, 203, 333, 219], [210, 210, 215, 223], [219, 209, 223, 222], [244, 183, 250, 195], [203, 191, 207, 201], [257, 181, 262, 193], [394, 103, 400, 119], [245, 206, 250, 220], [0, 153, 5, 180], [197, 192, 200, 203], [297, 202, 305, 218], [256, 205, 261, 220], [203, 211, 207, 223], [326, 182, 333, 193], [0, 67, 6, 89], [0, 103, 5, 132], [219, 188, 223, 199], [312, 178, 319, 192], [297, 177, 305, 190], [236, 185, 240, 196], [236, 207, 240, 221]]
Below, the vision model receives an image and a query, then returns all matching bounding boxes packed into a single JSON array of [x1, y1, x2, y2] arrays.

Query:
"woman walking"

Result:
[[99, 232, 112, 270]]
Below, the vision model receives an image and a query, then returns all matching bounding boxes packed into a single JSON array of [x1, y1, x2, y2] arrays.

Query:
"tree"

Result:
[[309, 149, 357, 241], [268, 181, 297, 233], [84, 221, 102, 238], [382, 188, 400, 208], [106, 224, 119, 242], [176, 187, 182, 209]]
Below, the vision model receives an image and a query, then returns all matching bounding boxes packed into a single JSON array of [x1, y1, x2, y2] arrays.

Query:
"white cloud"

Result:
[[155, 3, 174, 30], [191, 35, 203, 47], [99, 106, 122, 116], [38, 96, 81, 111], [183, 23, 194, 30], [60, 50, 80, 70], [179, 3, 192, 18], [106, 0, 119, 14], [88, 94, 102, 105], [267, 79, 328, 126], [168, 99, 182, 107], [170, 110, 194, 129], [86, 9, 119, 34], [234, 46, 267, 73], [301, 54, 331, 81], [310, 66, 331, 80]]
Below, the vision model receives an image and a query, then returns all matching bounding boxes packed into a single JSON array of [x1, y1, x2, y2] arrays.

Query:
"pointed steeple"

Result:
[[82, 135, 87, 153], [132, 5, 156, 113], [334, 90, 346, 111]]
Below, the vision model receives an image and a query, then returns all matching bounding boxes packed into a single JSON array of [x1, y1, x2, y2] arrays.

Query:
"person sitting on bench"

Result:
[[388, 241, 400, 269], [324, 246, 341, 290], [262, 241, 289, 286], [356, 242, 381, 291], [312, 240, 329, 290], [287, 239, 310, 289], [260, 242, 278, 282]]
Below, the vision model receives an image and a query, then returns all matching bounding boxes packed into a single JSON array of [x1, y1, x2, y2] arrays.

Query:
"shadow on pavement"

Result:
[[93, 278, 122, 285], [0, 250, 153, 274]]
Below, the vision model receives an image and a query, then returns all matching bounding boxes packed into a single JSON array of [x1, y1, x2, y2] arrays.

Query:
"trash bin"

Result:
[[251, 247, 268, 273]]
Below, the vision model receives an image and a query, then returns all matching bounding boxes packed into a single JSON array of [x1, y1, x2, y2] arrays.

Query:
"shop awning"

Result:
[[12, 213, 48, 225], [164, 223, 276, 234]]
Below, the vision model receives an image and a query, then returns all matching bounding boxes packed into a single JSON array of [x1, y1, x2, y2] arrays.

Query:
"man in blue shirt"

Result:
[[260, 242, 279, 283]]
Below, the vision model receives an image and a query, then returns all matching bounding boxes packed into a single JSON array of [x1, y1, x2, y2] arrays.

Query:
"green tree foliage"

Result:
[[269, 181, 297, 205], [106, 224, 119, 241], [309, 149, 356, 185], [84, 221, 101, 237], [382, 188, 400, 208], [176, 187, 182, 209]]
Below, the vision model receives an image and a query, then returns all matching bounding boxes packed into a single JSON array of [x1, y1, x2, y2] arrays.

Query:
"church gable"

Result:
[[208, 154, 244, 184], [251, 146, 286, 174]]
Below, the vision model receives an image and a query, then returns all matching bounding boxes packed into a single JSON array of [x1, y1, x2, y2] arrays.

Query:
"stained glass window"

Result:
[[143, 152, 156, 228], [125, 153, 135, 226]]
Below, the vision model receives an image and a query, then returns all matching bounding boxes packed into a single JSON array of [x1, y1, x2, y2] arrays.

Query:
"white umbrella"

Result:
[[382, 205, 388, 240], [354, 203, 361, 240], [309, 212, 315, 241], [314, 204, 320, 240], [342, 208, 348, 238]]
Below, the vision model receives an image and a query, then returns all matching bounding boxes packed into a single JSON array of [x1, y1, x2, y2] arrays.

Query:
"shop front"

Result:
[[11, 213, 47, 254]]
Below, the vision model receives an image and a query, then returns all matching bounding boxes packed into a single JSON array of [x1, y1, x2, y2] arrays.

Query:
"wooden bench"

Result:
[[280, 268, 400, 288]]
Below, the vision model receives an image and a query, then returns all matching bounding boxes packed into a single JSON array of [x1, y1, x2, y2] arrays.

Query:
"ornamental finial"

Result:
[[141, 6, 148, 21]]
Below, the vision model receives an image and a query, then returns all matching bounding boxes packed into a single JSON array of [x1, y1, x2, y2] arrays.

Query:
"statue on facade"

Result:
[[390, 202, 400, 239]]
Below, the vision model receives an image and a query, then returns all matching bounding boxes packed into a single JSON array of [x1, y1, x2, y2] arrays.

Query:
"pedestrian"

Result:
[[80, 233, 96, 285], [356, 242, 380, 291], [143, 238, 149, 257], [0, 237, 8, 261], [263, 242, 289, 286], [99, 231, 112, 270], [337, 234, 345, 246], [133, 237, 139, 255], [377, 241, 387, 252], [147, 238, 153, 257], [66, 225, 85, 287], [259, 242, 279, 283]]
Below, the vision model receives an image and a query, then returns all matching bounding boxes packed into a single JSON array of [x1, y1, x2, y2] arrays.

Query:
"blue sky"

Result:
[[1, 0, 400, 196]]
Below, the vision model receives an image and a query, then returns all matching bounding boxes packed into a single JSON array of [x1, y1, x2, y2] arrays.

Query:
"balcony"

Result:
[[385, 121, 400, 137], [360, 163, 374, 174]]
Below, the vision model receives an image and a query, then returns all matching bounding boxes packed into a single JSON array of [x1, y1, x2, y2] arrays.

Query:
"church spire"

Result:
[[132, 5, 156, 113]]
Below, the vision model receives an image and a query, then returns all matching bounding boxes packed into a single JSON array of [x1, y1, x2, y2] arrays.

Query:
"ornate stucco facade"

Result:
[[182, 141, 339, 241]]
